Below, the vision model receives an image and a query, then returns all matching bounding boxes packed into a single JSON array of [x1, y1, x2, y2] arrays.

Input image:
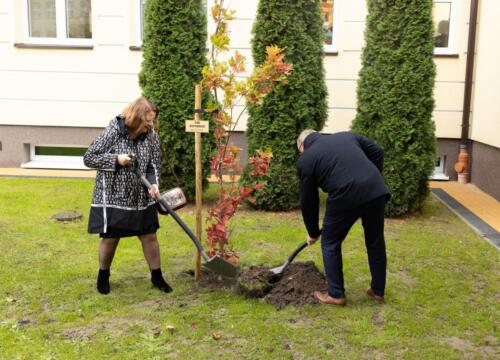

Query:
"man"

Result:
[[296, 130, 390, 306]]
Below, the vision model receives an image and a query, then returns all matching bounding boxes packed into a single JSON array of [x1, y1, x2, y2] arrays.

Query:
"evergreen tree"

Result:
[[352, 0, 436, 216], [139, 0, 214, 198], [243, 0, 328, 211]]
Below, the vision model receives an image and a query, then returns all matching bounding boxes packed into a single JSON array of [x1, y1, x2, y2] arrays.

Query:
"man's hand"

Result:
[[149, 184, 159, 200], [307, 235, 320, 245]]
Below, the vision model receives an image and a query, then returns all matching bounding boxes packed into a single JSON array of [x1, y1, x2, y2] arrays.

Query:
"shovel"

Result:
[[270, 241, 308, 275], [134, 169, 238, 278]]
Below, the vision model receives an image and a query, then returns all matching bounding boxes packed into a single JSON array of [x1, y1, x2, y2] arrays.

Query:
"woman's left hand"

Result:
[[149, 184, 159, 200]]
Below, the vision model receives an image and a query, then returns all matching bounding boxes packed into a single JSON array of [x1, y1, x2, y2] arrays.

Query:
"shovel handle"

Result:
[[287, 241, 308, 263], [138, 174, 210, 262]]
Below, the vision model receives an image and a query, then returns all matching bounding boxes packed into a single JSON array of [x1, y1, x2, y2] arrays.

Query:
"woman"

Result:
[[84, 97, 172, 295]]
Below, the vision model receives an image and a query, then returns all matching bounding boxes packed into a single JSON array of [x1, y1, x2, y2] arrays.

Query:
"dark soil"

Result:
[[263, 262, 327, 309], [187, 261, 327, 309]]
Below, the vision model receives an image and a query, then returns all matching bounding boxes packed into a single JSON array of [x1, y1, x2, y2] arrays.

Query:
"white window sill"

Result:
[[433, 49, 459, 58], [14, 43, 93, 50], [324, 46, 338, 55], [430, 173, 450, 181], [21, 159, 90, 170]]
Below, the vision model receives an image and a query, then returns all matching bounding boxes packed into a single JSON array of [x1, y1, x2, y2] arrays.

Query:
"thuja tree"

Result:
[[139, 0, 214, 198], [352, 0, 436, 216], [242, 0, 328, 211], [202, 0, 292, 262]]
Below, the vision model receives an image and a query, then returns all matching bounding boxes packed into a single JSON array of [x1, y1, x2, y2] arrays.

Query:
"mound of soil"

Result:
[[261, 262, 327, 309], [188, 261, 327, 309]]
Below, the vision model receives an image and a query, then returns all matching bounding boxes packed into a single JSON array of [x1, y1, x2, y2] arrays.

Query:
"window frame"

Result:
[[322, 0, 339, 54], [135, 0, 145, 45], [433, 0, 458, 56], [22, 0, 93, 46]]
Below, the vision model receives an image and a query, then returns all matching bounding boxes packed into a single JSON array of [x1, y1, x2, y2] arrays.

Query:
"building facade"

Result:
[[0, 0, 499, 199]]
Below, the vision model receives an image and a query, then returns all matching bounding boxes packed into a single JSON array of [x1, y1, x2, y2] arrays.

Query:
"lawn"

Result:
[[0, 177, 498, 359]]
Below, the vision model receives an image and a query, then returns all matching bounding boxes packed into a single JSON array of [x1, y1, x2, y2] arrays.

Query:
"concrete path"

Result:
[[430, 181, 500, 249]]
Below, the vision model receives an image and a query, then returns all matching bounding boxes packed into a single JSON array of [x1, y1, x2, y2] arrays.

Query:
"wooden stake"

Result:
[[194, 84, 202, 281]]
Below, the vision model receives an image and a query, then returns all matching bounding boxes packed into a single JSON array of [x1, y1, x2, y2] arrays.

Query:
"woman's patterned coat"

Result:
[[84, 115, 161, 234]]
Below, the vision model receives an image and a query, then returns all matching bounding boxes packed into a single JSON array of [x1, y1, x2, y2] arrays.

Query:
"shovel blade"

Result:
[[203, 256, 238, 278], [270, 262, 288, 275]]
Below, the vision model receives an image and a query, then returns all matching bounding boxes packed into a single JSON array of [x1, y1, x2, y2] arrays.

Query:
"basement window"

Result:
[[21, 145, 89, 170], [431, 155, 449, 180]]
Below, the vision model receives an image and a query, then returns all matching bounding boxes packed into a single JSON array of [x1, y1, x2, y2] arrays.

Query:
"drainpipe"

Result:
[[454, 0, 479, 184]]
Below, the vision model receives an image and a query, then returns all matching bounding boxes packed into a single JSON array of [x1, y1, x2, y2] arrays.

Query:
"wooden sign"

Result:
[[185, 120, 209, 133]]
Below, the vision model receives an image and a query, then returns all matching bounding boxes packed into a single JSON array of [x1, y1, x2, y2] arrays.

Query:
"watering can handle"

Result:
[[137, 173, 210, 262]]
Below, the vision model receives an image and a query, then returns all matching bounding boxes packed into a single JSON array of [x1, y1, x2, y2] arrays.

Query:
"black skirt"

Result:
[[88, 203, 159, 238], [99, 224, 159, 238]]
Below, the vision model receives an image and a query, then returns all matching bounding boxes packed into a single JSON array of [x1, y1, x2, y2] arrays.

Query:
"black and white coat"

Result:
[[84, 115, 161, 234]]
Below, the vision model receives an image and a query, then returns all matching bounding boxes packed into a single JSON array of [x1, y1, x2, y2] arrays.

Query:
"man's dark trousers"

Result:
[[321, 195, 387, 299]]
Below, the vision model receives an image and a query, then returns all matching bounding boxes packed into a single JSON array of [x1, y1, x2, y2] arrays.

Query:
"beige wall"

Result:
[[470, 0, 500, 148], [208, 0, 470, 138], [0, 0, 496, 146], [0, 0, 143, 128]]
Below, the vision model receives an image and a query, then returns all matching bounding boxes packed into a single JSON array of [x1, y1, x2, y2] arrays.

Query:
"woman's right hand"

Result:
[[117, 154, 132, 167]]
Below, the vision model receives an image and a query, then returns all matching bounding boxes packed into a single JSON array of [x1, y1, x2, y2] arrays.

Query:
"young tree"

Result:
[[352, 0, 437, 216], [202, 1, 292, 262], [243, 0, 328, 211], [139, 0, 213, 198]]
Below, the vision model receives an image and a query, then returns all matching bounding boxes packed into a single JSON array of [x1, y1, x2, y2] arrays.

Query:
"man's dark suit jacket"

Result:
[[297, 132, 390, 238]]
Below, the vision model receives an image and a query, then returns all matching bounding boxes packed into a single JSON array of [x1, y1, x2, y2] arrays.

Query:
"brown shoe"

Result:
[[366, 287, 384, 302], [314, 291, 346, 306]]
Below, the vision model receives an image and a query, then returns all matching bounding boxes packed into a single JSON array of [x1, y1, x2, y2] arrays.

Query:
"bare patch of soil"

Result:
[[371, 310, 384, 327], [60, 317, 150, 341], [442, 336, 500, 358]]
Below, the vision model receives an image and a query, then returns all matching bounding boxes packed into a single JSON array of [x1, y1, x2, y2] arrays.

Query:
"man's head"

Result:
[[297, 129, 317, 153]]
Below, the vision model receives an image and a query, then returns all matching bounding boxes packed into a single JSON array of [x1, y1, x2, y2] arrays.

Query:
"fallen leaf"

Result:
[[212, 331, 221, 340]]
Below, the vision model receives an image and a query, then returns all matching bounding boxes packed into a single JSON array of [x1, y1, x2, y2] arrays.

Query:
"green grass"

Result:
[[0, 178, 498, 359]]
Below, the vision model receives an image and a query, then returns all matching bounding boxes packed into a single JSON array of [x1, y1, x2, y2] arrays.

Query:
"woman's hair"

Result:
[[122, 97, 158, 132]]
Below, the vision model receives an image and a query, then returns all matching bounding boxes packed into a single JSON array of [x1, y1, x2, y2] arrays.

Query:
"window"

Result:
[[21, 145, 89, 170], [433, 0, 457, 55], [431, 155, 449, 180], [24, 0, 92, 45], [139, 0, 146, 41], [321, 0, 338, 53]]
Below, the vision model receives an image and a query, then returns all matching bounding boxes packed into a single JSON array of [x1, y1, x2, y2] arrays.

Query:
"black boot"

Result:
[[97, 269, 110, 295], [151, 268, 173, 293]]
